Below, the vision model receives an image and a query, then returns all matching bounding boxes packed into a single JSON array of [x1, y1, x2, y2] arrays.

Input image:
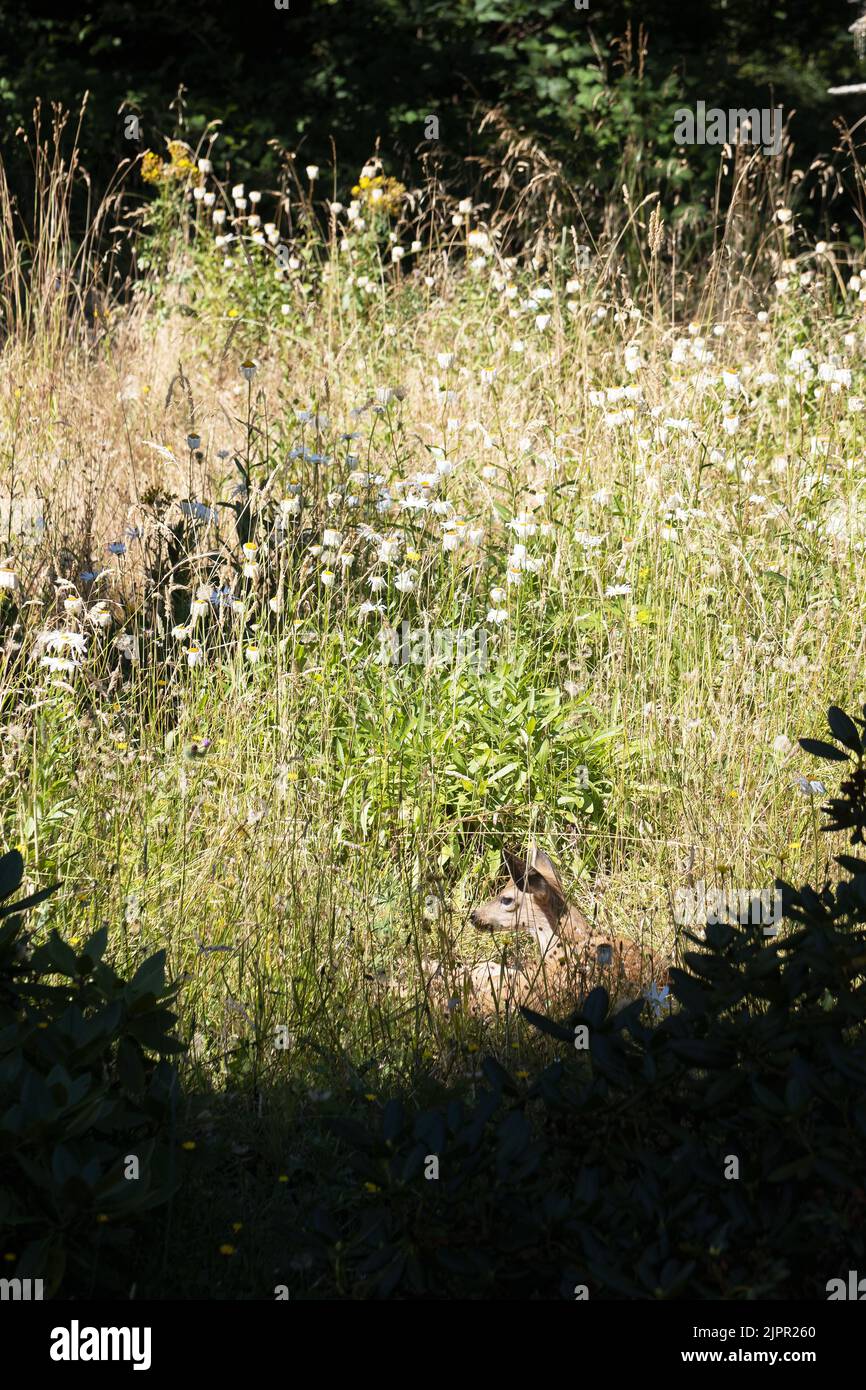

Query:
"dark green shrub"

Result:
[[0, 2, 858, 237], [315, 704, 866, 1299], [0, 850, 185, 1295]]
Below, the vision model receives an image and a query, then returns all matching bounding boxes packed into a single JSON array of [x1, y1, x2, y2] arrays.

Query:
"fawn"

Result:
[[421, 846, 644, 1017]]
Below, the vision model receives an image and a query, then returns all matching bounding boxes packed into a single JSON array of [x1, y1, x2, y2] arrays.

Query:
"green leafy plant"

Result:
[[0, 849, 185, 1295]]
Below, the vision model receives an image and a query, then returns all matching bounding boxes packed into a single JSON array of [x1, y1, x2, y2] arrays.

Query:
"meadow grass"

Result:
[[1, 122, 864, 1292]]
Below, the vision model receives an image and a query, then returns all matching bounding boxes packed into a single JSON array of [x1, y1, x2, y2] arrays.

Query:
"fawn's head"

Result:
[[470, 847, 569, 936]]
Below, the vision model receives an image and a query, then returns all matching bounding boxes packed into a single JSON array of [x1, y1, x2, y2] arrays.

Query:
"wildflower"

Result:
[[190, 598, 209, 622], [605, 584, 631, 598], [624, 343, 643, 374], [197, 157, 212, 174], [320, 569, 336, 587], [296, 409, 329, 429], [368, 576, 387, 595], [40, 656, 78, 674], [141, 150, 164, 184], [240, 359, 257, 381], [245, 645, 260, 664], [107, 541, 126, 556], [773, 734, 794, 757], [63, 596, 84, 616], [644, 982, 670, 1019], [187, 433, 201, 451], [437, 352, 454, 369], [390, 246, 405, 262], [172, 624, 191, 641], [775, 208, 793, 224], [305, 165, 320, 181], [115, 633, 138, 662], [180, 500, 216, 524], [794, 774, 826, 796], [509, 514, 537, 540], [535, 314, 551, 331], [323, 528, 343, 548], [358, 600, 384, 618], [378, 538, 401, 565], [0, 567, 17, 591], [394, 569, 416, 594], [489, 585, 506, 604], [88, 604, 112, 630], [486, 607, 507, 625], [506, 545, 541, 583], [185, 646, 203, 668]]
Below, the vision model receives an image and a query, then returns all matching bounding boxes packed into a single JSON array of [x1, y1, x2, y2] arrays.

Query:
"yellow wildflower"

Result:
[[141, 151, 164, 185]]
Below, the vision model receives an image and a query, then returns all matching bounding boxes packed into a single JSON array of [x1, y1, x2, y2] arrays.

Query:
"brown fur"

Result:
[[423, 846, 646, 1018]]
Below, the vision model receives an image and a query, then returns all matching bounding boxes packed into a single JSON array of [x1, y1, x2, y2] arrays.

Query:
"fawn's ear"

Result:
[[503, 846, 533, 890], [503, 846, 566, 905], [529, 848, 565, 897]]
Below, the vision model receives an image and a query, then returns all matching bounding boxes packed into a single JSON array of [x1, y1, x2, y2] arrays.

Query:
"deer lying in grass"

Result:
[[421, 847, 645, 1019]]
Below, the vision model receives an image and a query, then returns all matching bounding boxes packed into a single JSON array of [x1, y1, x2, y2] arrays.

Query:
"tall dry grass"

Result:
[[1, 107, 865, 1096]]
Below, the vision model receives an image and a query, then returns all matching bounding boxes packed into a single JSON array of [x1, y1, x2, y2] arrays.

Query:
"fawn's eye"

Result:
[[499, 895, 515, 907]]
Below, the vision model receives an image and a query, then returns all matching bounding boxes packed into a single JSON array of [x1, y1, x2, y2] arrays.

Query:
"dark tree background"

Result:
[[0, 0, 860, 211]]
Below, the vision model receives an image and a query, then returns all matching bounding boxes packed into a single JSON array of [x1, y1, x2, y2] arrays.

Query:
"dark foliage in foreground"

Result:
[[0, 849, 184, 1294], [313, 705, 866, 1299]]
